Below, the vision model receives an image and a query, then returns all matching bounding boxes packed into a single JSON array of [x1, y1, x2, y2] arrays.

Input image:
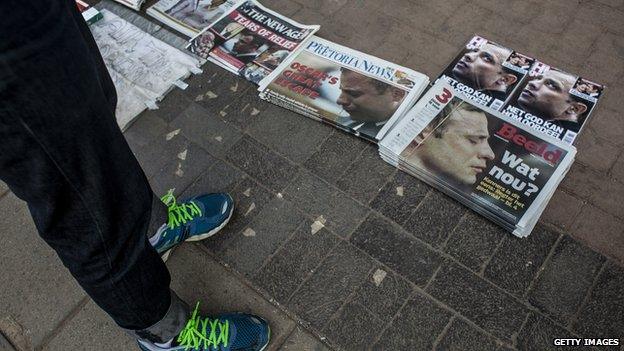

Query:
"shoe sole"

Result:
[[161, 197, 235, 262]]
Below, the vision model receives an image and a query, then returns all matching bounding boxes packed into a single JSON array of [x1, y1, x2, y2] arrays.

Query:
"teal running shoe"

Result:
[[137, 303, 271, 351], [150, 190, 234, 261]]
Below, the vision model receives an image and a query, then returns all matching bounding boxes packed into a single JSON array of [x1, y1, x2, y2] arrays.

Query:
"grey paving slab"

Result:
[[132, 130, 190, 179], [302, 130, 368, 184], [612, 151, 624, 184], [517, 313, 581, 351], [141, 85, 194, 124], [435, 318, 504, 351], [322, 301, 385, 351], [170, 102, 243, 158], [370, 170, 430, 226], [402, 190, 466, 248], [279, 327, 331, 351], [484, 226, 560, 297], [217, 86, 272, 131], [588, 176, 624, 220], [0, 332, 15, 351], [283, 170, 369, 238], [220, 198, 304, 276], [350, 213, 444, 287], [44, 300, 136, 351], [575, 129, 620, 172], [573, 261, 624, 340], [560, 163, 604, 200], [149, 141, 218, 196], [254, 222, 340, 303], [444, 212, 506, 272], [352, 266, 413, 323], [183, 65, 254, 113], [426, 262, 529, 342], [541, 190, 585, 231], [528, 236, 606, 325], [335, 145, 396, 204], [590, 106, 624, 147], [287, 242, 373, 331], [0, 181, 8, 197], [201, 177, 276, 254], [182, 159, 244, 198], [570, 205, 624, 265], [247, 105, 333, 164], [226, 136, 299, 192], [123, 113, 168, 150], [167, 245, 296, 351], [373, 292, 452, 351], [0, 193, 85, 348]]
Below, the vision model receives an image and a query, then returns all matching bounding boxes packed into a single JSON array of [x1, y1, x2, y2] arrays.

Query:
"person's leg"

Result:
[[0, 0, 183, 342]]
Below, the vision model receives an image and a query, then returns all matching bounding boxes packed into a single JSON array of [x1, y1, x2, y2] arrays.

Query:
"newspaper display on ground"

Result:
[[500, 61, 604, 144], [112, 0, 145, 11], [147, 0, 238, 38], [379, 80, 576, 237], [437, 35, 534, 111], [257, 36, 429, 142], [90, 9, 202, 130], [76, 0, 104, 25], [186, 0, 319, 84]]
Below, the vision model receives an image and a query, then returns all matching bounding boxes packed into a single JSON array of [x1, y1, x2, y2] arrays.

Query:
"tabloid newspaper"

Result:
[[379, 80, 576, 237], [147, 0, 238, 38], [111, 0, 145, 11], [186, 0, 319, 83], [257, 36, 429, 142], [437, 35, 534, 111], [500, 61, 604, 144]]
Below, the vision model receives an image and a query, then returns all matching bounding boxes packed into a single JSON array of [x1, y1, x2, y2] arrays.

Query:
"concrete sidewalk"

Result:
[[1, 0, 624, 349]]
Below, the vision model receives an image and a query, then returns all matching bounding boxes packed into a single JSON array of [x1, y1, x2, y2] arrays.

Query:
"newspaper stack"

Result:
[[186, 0, 319, 84], [147, 0, 238, 38], [437, 35, 604, 145], [379, 80, 576, 237], [76, 0, 103, 25], [90, 10, 202, 130], [111, 0, 145, 11], [257, 36, 429, 142]]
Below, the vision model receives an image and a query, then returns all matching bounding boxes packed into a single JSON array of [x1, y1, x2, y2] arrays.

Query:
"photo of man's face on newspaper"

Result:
[[267, 50, 408, 140]]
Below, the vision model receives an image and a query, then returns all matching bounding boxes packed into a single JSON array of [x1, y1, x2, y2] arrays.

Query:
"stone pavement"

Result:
[[1, 0, 624, 349]]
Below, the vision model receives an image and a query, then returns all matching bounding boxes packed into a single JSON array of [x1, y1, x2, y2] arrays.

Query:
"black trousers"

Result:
[[0, 0, 175, 332]]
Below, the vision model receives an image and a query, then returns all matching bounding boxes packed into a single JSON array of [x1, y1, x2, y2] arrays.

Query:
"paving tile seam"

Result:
[[478, 235, 508, 277], [36, 296, 89, 350], [522, 234, 565, 301], [250, 219, 308, 278], [514, 312, 533, 349], [362, 168, 399, 208], [430, 315, 457, 351], [368, 288, 416, 349], [566, 259, 609, 331]]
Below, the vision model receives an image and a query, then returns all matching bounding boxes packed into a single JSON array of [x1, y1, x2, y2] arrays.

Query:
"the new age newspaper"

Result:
[[501, 61, 604, 144], [258, 36, 429, 142], [147, 0, 237, 38], [186, 0, 318, 83], [437, 35, 534, 111], [379, 80, 576, 237]]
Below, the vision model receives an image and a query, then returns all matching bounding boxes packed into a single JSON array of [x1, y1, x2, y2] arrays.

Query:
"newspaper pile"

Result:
[[379, 80, 576, 237], [257, 36, 429, 142], [147, 0, 238, 38], [186, 0, 319, 84], [112, 0, 145, 11], [76, 0, 104, 25], [90, 9, 202, 130], [437, 35, 604, 145]]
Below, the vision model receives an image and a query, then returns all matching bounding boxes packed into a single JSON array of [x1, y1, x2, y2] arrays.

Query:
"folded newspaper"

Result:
[[186, 0, 319, 84], [111, 0, 145, 11], [90, 9, 202, 130], [437, 35, 534, 111], [500, 61, 604, 144], [379, 80, 576, 237], [147, 0, 238, 38], [257, 36, 429, 142], [76, 0, 103, 25]]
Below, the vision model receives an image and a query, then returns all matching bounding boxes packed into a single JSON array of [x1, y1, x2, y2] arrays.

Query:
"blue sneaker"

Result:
[[137, 303, 271, 351], [150, 190, 234, 261]]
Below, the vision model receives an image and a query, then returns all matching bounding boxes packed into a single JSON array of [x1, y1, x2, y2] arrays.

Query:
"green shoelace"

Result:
[[177, 302, 229, 350], [161, 190, 202, 230]]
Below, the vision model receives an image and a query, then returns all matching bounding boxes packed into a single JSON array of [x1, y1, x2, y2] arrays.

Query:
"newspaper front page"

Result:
[[258, 36, 429, 142], [437, 35, 533, 111], [380, 80, 575, 236], [500, 61, 604, 144], [147, 0, 238, 37], [186, 0, 319, 83]]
